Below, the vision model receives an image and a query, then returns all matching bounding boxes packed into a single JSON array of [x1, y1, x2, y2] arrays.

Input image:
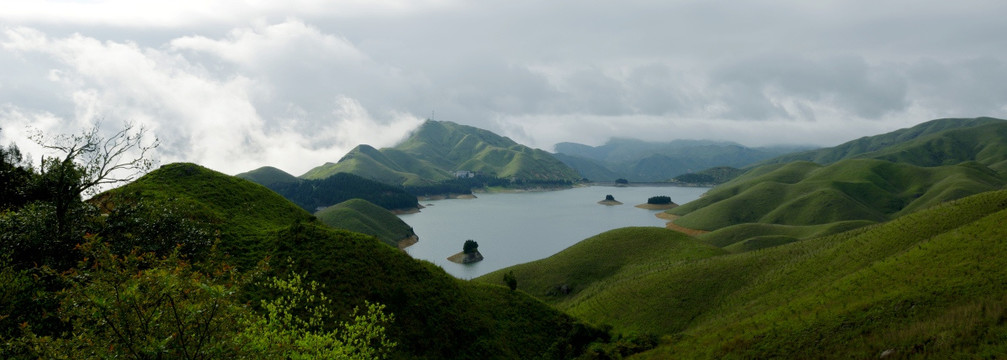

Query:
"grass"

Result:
[[96, 162, 607, 359], [478, 187, 1007, 358], [314, 198, 415, 247], [667, 159, 1005, 234]]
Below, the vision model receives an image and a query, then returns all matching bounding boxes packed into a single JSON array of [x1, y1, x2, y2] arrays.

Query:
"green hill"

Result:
[[301, 120, 581, 186], [481, 189, 1007, 358], [760, 116, 1007, 170], [257, 171, 419, 212], [315, 198, 416, 248], [666, 158, 1005, 248], [96, 163, 605, 359], [554, 138, 805, 182], [669, 166, 746, 185], [235, 166, 301, 186]]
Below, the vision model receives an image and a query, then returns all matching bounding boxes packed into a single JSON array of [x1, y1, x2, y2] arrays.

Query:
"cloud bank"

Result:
[[2, 1, 1006, 175]]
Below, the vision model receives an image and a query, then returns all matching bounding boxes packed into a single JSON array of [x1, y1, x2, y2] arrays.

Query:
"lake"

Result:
[[398, 185, 709, 279]]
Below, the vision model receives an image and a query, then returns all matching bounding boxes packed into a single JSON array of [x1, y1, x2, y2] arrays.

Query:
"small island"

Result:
[[447, 239, 484, 264], [635, 195, 679, 210], [598, 194, 623, 206]]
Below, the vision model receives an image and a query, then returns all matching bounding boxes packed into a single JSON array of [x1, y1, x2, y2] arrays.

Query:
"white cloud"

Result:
[[0, 23, 421, 176]]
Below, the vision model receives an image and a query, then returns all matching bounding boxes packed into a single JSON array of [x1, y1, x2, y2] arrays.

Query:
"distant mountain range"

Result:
[[553, 138, 811, 182], [299, 120, 581, 186]]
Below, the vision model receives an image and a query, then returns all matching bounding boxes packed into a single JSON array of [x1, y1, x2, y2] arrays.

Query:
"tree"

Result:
[[463, 239, 479, 254], [30, 121, 159, 198], [615, 178, 629, 185], [605, 194, 616, 201], [503, 271, 517, 291], [25, 122, 159, 264], [647, 196, 672, 205], [14, 236, 397, 360]]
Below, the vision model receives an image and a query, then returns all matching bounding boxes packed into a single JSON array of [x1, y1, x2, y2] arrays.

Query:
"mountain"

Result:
[[666, 159, 1005, 248], [301, 120, 581, 186], [553, 138, 808, 182], [669, 166, 745, 185], [315, 198, 416, 248], [94, 163, 606, 359], [480, 189, 1007, 358], [235, 166, 300, 186], [759, 116, 1007, 170], [239, 170, 419, 212]]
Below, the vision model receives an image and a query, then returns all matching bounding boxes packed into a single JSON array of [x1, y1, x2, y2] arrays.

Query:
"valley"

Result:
[[3, 116, 1007, 359]]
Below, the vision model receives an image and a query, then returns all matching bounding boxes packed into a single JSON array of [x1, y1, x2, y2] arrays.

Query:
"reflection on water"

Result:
[[399, 185, 709, 279]]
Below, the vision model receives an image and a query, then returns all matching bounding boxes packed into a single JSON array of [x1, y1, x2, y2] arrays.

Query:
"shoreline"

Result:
[[635, 203, 679, 210], [655, 212, 710, 236]]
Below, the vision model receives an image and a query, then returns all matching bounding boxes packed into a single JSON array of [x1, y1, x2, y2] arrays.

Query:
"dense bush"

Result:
[[647, 196, 672, 205]]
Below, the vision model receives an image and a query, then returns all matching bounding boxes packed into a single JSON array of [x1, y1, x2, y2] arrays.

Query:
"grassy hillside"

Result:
[[481, 189, 1007, 358], [315, 198, 415, 248], [638, 189, 1007, 359], [96, 163, 605, 359], [476, 228, 727, 330], [760, 116, 1006, 168], [261, 171, 419, 212], [301, 120, 580, 186], [666, 159, 1005, 247], [235, 166, 301, 186]]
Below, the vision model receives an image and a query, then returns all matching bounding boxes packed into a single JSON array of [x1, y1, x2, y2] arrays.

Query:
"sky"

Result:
[[2, 0, 1006, 176]]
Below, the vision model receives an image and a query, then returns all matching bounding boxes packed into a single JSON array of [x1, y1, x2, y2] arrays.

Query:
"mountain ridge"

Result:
[[301, 120, 581, 186]]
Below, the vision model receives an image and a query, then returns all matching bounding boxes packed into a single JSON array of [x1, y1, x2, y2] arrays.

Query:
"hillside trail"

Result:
[[655, 213, 710, 236]]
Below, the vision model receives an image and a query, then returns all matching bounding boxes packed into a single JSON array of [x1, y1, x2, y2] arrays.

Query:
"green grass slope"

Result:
[[761, 116, 1006, 168], [301, 120, 580, 186], [667, 159, 1005, 239], [476, 227, 727, 331], [235, 166, 300, 186], [480, 189, 1007, 358], [97, 163, 605, 359], [634, 189, 1007, 359], [315, 198, 415, 248]]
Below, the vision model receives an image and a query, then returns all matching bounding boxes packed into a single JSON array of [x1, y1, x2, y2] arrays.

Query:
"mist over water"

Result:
[[399, 185, 709, 279]]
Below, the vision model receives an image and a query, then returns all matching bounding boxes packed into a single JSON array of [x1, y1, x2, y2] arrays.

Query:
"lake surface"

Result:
[[398, 185, 709, 279]]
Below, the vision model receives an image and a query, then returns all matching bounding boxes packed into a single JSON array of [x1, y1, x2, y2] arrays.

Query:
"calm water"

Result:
[[398, 185, 709, 279]]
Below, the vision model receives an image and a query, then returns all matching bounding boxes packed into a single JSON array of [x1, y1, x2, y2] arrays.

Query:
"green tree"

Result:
[[463, 239, 479, 254], [503, 271, 517, 291], [238, 271, 397, 359], [14, 237, 397, 360]]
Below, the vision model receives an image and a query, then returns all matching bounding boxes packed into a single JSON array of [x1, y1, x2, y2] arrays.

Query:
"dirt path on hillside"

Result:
[[655, 213, 710, 236]]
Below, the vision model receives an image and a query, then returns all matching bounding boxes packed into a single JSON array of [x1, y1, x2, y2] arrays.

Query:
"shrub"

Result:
[[647, 196, 672, 205]]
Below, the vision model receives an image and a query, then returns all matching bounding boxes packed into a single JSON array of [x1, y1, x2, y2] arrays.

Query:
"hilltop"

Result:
[[301, 120, 581, 186], [315, 198, 417, 248], [553, 138, 806, 182], [238, 169, 419, 212], [481, 189, 1007, 358], [92, 163, 608, 359], [759, 116, 1007, 170], [666, 158, 1004, 249]]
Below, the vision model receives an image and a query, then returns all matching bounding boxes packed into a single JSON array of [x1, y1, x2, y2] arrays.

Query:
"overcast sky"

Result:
[[2, 1, 1006, 176]]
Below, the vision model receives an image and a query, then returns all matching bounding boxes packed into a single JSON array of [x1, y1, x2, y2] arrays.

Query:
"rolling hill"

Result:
[[301, 120, 581, 186], [480, 189, 1007, 358], [235, 165, 301, 186], [666, 158, 1005, 248], [314, 198, 416, 248], [238, 169, 419, 212], [95, 163, 606, 359], [553, 138, 807, 182], [759, 116, 1007, 170]]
